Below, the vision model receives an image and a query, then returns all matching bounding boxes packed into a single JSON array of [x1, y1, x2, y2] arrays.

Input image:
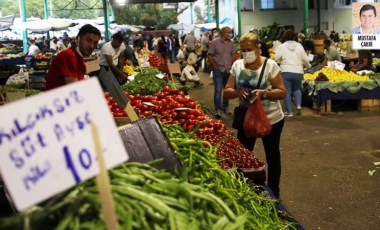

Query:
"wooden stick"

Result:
[[91, 122, 119, 230]]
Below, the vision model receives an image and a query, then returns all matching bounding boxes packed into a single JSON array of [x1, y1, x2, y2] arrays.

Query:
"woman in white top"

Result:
[[224, 31, 286, 198], [275, 30, 311, 116]]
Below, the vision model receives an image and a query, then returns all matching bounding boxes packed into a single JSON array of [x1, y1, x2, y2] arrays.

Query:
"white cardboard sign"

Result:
[[0, 78, 129, 211]]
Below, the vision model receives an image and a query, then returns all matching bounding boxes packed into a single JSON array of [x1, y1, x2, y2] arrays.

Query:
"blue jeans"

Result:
[[282, 72, 303, 113], [213, 69, 229, 111], [168, 50, 175, 63]]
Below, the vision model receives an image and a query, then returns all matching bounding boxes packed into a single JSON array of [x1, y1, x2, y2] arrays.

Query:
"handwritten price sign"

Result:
[[0, 78, 129, 211]]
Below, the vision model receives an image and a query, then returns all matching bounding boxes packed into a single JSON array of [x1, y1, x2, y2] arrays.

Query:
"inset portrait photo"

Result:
[[352, 2, 380, 35]]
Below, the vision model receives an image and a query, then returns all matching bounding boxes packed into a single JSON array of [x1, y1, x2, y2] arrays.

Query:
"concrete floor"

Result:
[[187, 71, 380, 230]]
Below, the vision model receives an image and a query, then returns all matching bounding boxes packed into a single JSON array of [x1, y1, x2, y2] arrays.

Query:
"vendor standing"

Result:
[[319, 39, 341, 67], [45, 24, 101, 90], [99, 32, 128, 84]]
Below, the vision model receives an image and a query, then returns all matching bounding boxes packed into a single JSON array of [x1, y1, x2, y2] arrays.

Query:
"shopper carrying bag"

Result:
[[224, 32, 286, 198]]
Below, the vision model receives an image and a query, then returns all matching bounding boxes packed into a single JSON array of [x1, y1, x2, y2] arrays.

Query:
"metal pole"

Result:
[[43, 0, 50, 40], [190, 2, 194, 24], [317, 0, 321, 32], [102, 0, 110, 41], [215, 0, 219, 29], [43, 0, 49, 19], [207, 0, 211, 23], [237, 0, 241, 38], [19, 0, 28, 53], [303, 0, 309, 38]]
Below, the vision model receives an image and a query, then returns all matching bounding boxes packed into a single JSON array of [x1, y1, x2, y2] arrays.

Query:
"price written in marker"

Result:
[[0, 78, 128, 211]]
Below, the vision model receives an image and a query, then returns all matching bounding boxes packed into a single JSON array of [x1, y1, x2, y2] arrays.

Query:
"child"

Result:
[[180, 47, 203, 87]]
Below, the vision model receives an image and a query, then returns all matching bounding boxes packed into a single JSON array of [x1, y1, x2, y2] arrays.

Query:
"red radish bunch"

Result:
[[127, 86, 228, 134]]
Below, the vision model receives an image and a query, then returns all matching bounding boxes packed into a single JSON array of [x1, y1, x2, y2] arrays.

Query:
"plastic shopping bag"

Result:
[[243, 97, 272, 138]]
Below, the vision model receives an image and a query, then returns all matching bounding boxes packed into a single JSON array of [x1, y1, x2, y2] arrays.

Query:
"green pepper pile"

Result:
[[0, 124, 297, 230]]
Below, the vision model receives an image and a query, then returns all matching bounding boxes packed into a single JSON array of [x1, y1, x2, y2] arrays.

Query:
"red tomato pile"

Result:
[[149, 53, 161, 67], [105, 85, 265, 171], [195, 132, 265, 170], [104, 92, 128, 117], [124, 85, 227, 134]]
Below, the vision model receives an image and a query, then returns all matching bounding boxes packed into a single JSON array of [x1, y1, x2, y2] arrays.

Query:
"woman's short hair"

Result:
[[240, 31, 260, 45]]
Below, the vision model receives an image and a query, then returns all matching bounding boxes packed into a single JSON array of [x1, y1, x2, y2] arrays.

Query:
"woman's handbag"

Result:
[[243, 96, 272, 138], [232, 106, 248, 129], [232, 58, 268, 130]]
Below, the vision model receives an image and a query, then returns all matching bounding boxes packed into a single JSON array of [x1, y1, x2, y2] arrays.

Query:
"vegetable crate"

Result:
[[313, 99, 332, 114], [118, 117, 182, 174], [359, 99, 380, 112]]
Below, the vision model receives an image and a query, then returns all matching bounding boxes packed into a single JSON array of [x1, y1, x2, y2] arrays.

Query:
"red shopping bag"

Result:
[[243, 97, 272, 138]]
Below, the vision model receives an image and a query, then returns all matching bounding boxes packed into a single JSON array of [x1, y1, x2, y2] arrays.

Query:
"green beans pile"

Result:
[[0, 162, 247, 230], [0, 124, 296, 230], [163, 124, 297, 229]]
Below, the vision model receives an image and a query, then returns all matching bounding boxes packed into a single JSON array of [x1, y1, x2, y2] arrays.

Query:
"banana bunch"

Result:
[[304, 67, 370, 82], [123, 64, 138, 75]]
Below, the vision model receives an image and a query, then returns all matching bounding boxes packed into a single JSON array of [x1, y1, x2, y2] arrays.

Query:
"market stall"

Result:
[[0, 46, 26, 84], [303, 67, 380, 113], [0, 65, 304, 229]]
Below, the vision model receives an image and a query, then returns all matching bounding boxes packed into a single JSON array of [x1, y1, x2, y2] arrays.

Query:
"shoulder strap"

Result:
[[257, 58, 268, 89]]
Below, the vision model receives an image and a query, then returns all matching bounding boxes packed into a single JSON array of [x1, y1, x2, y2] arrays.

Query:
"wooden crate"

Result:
[[313, 99, 332, 114], [2, 92, 26, 103], [359, 99, 380, 112], [114, 117, 131, 127]]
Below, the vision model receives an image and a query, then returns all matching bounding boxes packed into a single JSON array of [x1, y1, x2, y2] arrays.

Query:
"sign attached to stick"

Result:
[[0, 78, 129, 211]]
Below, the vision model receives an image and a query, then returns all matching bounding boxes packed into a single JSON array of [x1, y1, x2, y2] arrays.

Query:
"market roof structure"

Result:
[[109, 0, 196, 4]]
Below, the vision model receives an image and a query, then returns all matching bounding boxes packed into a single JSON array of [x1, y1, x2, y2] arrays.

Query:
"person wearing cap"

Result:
[[45, 24, 101, 90], [99, 32, 128, 84]]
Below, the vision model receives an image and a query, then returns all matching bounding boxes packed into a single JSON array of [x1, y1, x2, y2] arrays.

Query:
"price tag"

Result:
[[308, 54, 314, 62], [143, 102, 155, 107], [174, 107, 190, 111], [0, 78, 129, 211], [334, 61, 346, 71], [155, 73, 165, 79]]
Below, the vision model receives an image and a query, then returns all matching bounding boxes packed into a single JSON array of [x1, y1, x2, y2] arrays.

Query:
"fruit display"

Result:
[[34, 53, 52, 60], [373, 58, 380, 65], [304, 67, 370, 82], [0, 46, 23, 55], [123, 64, 138, 75]]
